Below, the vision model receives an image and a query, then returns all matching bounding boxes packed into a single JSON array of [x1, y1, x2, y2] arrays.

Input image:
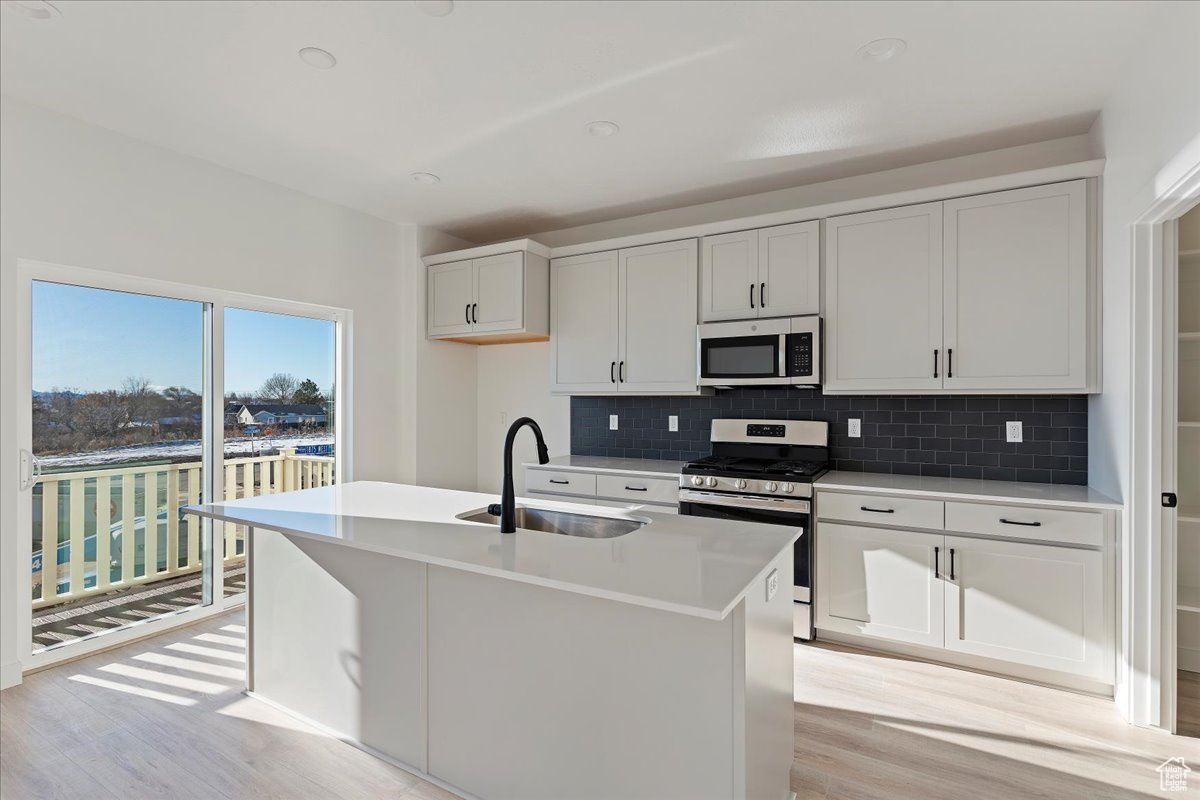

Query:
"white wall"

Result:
[[397, 224, 480, 491], [1088, 0, 1200, 503], [0, 98, 404, 686], [1085, 0, 1200, 723], [475, 342, 570, 495]]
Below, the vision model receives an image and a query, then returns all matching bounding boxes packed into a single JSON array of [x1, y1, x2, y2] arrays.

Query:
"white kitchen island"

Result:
[[186, 481, 797, 800]]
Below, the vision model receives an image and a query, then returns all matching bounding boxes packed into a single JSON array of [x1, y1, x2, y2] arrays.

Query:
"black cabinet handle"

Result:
[[760, 282, 766, 308], [610, 361, 616, 383], [750, 284, 755, 309], [999, 518, 1042, 527], [948, 348, 953, 378], [933, 349, 939, 379], [949, 548, 956, 580], [860, 506, 895, 514], [465, 304, 470, 324], [934, 546, 941, 579], [619, 361, 625, 382], [624, 486, 647, 492], [472, 303, 478, 324], [548, 479, 569, 485]]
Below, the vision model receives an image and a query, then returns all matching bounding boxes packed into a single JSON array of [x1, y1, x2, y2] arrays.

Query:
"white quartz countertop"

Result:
[[525, 455, 687, 478], [185, 481, 796, 621], [815, 471, 1122, 510]]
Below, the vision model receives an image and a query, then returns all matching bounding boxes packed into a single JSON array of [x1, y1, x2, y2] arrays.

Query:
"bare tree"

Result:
[[121, 376, 154, 426], [259, 373, 299, 404]]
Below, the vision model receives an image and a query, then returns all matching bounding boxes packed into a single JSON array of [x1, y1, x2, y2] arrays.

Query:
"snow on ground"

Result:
[[39, 433, 334, 470]]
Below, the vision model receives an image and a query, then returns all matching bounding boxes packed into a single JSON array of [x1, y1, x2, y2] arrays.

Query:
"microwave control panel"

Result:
[[786, 332, 814, 377]]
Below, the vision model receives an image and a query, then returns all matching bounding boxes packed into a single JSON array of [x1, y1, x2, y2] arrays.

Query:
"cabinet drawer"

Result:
[[596, 474, 679, 505], [944, 502, 1103, 547], [526, 470, 596, 497], [818, 491, 944, 530]]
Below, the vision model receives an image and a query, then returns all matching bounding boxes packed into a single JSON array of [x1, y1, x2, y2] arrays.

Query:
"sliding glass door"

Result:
[[17, 262, 349, 669], [28, 281, 213, 654], [220, 308, 338, 598]]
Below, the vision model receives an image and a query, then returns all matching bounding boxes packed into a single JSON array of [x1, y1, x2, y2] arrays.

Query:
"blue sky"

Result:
[[33, 282, 335, 395]]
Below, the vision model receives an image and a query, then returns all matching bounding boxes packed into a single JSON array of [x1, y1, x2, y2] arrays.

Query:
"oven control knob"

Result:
[[734, 479, 747, 490], [704, 477, 718, 488], [690, 476, 704, 487], [765, 481, 778, 493], [782, 482, 795, 494]]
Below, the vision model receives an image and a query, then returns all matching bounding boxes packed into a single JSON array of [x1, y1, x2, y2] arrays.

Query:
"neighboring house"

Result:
[[233, 403, 327, 427], [223, 401, 243, 427]]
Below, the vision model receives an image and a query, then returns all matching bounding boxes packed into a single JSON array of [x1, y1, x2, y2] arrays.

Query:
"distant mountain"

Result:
[[33, 390, 83, 399]]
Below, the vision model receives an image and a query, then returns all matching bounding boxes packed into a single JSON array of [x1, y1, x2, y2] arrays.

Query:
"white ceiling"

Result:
[[1, 0, 1158, 242]]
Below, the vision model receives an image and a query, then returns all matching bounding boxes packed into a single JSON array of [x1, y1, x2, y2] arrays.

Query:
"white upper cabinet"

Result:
[[700, 230, 757, 321], [427, 260, 475, 337], [824, 202, 944, 392], [471, 252, 525, 334], [699, 221, 819, 322], [943, 181, 1088, 391], [550, 251, 620, 393], [619, 239, 700, 393], [824, 180, 1095, 394], [551, 239, 700, 395], [759, 221, 820, 318], [425, 241, 549, 344]]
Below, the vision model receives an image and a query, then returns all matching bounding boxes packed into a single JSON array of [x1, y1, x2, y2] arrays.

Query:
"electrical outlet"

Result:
[[668, 415, 679, 432], [609, 414, 619, 431], [766, 568, 779, 601], [848, 418, 862, 438], [1006, 421, 1023, 443]]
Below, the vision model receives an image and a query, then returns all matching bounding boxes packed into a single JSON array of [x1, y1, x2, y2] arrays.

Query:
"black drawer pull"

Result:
[[860, 506, 895, 514], [999, 518, 1042, 527], [750, 283, 755, 309], [610, 361, 616, 383], [949, 547, 956, 580], [624, 485, 648, 492], [934, 546, 941, 579], [548, 479, 569, 485], [933, 349, 939, 379]]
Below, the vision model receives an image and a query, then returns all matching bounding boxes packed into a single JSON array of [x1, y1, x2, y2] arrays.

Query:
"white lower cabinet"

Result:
[[525, 464, 679, 514], [815, 489, 1114, 686], [942, 535, 1107, 679], [816, 523, 945, 648]]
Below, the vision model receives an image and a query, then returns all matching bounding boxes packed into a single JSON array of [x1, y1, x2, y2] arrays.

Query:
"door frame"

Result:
[[14, 258, 353, 674], [1126, 149, 1200, 731]]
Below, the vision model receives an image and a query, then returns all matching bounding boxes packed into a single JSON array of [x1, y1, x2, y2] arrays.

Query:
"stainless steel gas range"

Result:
[[677, 418, 829, 640]]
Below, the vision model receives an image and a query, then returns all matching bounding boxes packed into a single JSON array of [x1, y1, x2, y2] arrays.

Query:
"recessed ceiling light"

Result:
[[416, 0, 454, 16], [410, 172, 441, 185], [298, 47, 337, 70], [2, 0, 61, 19], [586, 121, 620, 138], [857, 38, 907, 63]]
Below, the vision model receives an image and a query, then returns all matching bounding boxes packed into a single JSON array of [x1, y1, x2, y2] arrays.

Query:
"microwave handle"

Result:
[[779, 334, 787, 377]]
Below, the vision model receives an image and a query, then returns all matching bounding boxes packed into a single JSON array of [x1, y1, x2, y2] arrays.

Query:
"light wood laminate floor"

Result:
[[1, 610, 1197, 799]]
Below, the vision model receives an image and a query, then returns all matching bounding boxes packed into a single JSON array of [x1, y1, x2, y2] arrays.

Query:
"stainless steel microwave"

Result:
[[697, 316, 821, 387]]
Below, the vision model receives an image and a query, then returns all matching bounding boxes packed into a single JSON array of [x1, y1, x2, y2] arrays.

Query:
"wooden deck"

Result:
[[32, 565, 245, 651]]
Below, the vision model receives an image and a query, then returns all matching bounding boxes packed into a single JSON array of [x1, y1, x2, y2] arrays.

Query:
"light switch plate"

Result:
[[609, 414, 619, 431], [1006, 420, 1023, 443], [848, 418, 861, 438], [766, 568, 779, 601], [668, 415, 679, 432]]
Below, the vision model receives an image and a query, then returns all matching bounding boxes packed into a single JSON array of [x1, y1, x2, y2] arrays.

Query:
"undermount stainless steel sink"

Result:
[[457, 506, 645, 538]]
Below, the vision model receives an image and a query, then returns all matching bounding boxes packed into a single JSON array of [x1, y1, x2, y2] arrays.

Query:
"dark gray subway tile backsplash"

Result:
[[570, 389, 1089, 485]]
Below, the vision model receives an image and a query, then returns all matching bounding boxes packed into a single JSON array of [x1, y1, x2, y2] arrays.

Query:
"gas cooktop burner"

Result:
[[684, 456, 827, 480]]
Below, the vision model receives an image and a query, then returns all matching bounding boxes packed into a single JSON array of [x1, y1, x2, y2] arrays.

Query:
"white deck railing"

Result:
[[32, 448, 335, 610]]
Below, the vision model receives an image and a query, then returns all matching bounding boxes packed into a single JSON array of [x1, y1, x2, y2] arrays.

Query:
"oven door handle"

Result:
[[679, 489, 811, 514]]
